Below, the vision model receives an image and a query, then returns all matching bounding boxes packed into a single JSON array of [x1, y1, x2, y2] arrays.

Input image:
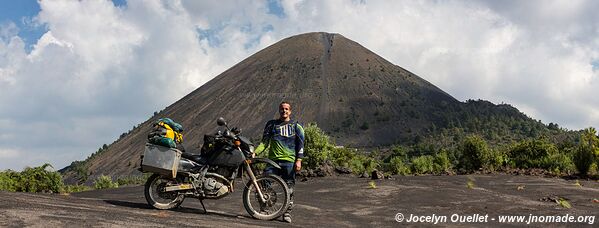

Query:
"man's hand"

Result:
[[295, 159, 302, 173]]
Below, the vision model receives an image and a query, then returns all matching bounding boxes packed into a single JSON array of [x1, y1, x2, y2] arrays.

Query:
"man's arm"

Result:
[[254, 121, 273, 157], [295, 123, 305, 172]]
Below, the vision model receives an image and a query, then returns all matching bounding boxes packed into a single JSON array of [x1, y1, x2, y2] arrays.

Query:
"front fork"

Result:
[[244, 160, 267, 203]]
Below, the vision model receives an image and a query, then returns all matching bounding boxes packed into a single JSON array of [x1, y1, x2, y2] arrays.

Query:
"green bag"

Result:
[[148, 118, 183, 148]]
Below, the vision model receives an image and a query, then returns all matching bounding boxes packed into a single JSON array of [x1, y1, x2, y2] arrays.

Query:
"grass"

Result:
[[466, 177, 475, 189], [368, 181, 377, 189], [557, 198, 572, 209]]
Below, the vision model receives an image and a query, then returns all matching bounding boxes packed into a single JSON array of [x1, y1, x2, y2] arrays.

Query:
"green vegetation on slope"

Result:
[[304, 123, 599, 177], [1, 164, 149, 193]]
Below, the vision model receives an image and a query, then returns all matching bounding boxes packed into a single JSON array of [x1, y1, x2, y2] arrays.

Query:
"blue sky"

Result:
[[0, 0, 45, 52], [0, 0, 598, 171]]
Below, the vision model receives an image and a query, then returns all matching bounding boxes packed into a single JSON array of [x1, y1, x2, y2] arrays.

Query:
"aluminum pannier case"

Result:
[[141, 143, 181, 178]]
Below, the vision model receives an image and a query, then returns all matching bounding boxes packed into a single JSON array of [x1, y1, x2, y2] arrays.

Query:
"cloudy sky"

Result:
[[1, 0, 597, 171]]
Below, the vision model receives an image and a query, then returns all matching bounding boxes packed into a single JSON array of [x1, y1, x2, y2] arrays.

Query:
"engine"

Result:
[[202, 176, 229, 198]]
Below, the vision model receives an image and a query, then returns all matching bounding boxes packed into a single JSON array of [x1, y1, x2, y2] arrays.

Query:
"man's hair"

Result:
[[279, 101, 291, 109]]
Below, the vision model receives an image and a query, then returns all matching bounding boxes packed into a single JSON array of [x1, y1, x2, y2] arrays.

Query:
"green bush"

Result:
[[389, 156, 411, 175], [508, 138, 557, 168], [17, 164, 64, 193], [412, 155, 434, 174], [361, 157, 380, 174], [573, 128, 599, 175], [574, 145, 594, 175], [94, 175, 119, 189], [331, 148, 379, 174], [484, 149, 505, 172], [458, 136, 493, 172], [329, 147, 355, 168], [388, 146, 409, 162], [304, 123, 333, 169], [1, 164, 65, 193], [543, 152, 574, 174], [433, 151, 452, 174], [506, 138, 574, 174], [0, 170, 19, 191]]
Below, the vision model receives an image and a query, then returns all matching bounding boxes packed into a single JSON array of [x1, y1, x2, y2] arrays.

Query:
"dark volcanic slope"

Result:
[[64, 32, 462, 180]]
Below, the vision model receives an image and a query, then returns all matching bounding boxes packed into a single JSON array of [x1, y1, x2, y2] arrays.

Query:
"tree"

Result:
[[574, 127, 599, 175], [581, 127, 599, 157], [458, 136, 489, 172]]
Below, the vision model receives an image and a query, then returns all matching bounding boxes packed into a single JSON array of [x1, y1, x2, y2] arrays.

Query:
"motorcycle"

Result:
[[141, 117, 290, 220]]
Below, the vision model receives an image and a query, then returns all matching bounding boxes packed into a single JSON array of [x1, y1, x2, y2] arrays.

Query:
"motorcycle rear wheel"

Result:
[[144, 174, 185, 210], [243, 174, 290, 220]]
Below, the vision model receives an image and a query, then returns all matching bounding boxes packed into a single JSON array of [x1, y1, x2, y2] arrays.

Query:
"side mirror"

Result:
[[217, 117, 227, 126]]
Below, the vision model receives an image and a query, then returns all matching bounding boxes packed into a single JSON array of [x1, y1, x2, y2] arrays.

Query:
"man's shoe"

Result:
[[283, 213, 292, 223]]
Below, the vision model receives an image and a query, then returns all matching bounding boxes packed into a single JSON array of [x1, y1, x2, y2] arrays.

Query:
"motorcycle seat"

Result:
[[181, 152, 207, 165]]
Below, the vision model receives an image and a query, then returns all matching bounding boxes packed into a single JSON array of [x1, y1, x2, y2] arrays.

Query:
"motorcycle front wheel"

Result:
[[144, 174, 185, 210], [243, 174, 290, 220]]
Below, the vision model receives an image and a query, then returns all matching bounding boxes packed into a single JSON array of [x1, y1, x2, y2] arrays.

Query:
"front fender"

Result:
[[250, 157, 281, 169]]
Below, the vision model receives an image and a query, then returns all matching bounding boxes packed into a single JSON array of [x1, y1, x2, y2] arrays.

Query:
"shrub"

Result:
[[574, 145, 594, 175], [0, 164, 65, 193], [508, 139, 556, 168], [349, 158, 366, 174], [362, 157, 380, 174], [94, 175, 119, 189], [483, 149, 504, 172], [542, 152, 574, 174], [573, 127, 599, 175], [328, 147, 354, 168], [17, 164, 64, 193], [0, 170, 19, 191], [506, 138, 575, 174], [332, 148, 379, 174], [389, 156, 411, 175], [411, 155, 434, 174], [433, 151, 451, 174], [458, 136, 491, 172], [388, 146, 409, 162], [304, 123, 333, 169]]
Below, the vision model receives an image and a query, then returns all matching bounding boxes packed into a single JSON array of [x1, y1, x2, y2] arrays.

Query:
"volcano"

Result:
[[62, 32, 509, 180]]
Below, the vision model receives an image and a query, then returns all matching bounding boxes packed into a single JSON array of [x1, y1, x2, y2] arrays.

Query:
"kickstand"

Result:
[[199, 200, 207, 214]]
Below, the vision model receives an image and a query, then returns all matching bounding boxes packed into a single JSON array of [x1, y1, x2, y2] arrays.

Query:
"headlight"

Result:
[[249, 145, 255, 153]]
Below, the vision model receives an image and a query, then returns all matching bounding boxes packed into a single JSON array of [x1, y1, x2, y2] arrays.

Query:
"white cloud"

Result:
[[0, 148, 19, 159], [0, 0, 597, 170]]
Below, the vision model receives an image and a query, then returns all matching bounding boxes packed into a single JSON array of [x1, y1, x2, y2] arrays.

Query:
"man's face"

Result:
[[279, 103, 291, 120]]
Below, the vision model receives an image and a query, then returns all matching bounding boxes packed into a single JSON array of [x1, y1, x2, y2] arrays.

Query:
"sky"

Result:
[[0, 0, 597, 171]]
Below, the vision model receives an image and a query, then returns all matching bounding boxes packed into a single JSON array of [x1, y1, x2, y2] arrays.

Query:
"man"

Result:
[[254, 101, 304, 223]]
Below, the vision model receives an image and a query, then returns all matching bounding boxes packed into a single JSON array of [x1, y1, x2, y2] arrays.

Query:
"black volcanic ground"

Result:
[[2, 175, 598, 227]]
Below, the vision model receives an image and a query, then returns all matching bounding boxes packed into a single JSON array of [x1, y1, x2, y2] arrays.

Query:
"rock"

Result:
[[315, 161, 335, 177], [371, 170, 384, 180], [335, 167, 352, 174], [298, 169, 309, 177], [309, 170, 316, 177], [360, 171, 370, 178]]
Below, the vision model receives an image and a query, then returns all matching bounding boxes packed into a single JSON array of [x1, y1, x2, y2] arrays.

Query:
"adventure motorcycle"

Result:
[[141, 117, 290, 220]]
